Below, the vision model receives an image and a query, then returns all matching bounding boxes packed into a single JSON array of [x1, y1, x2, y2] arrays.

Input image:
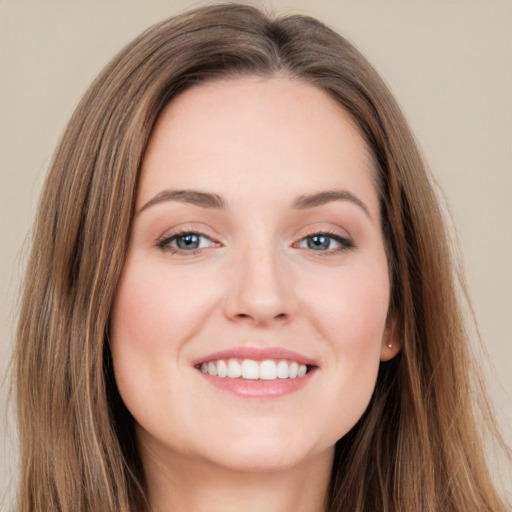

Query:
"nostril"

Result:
[[232, 311, 289, 325]]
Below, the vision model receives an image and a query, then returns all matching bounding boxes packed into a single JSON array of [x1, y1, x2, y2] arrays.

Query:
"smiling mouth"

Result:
[[195, 359, 313, 380]]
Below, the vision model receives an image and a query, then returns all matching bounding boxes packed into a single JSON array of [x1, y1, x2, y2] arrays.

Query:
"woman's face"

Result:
[[110, 77, 398, 474]]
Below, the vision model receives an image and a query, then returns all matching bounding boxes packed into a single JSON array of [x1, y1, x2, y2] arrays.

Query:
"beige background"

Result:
[[1, 0, 511, 507]]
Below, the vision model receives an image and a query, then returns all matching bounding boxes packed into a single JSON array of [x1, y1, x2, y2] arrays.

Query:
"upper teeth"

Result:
[[199, 359, 308, 380]]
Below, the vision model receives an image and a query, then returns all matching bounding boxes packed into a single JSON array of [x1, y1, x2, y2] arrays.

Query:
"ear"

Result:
[[380, 316, 401, 362]]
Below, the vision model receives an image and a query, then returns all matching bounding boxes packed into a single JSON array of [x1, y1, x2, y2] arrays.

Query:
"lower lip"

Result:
[[197, 370, 315, 398]]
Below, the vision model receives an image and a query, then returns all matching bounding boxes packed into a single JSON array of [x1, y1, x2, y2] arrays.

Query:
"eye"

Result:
[[157, 231, 217, 253], [296, 232, 354, 252]]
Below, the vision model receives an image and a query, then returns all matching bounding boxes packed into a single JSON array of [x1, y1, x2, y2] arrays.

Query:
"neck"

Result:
[[140, 439, 333, 512]]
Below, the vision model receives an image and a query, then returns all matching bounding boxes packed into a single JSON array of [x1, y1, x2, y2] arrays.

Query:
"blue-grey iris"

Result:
[[176, 234, 201, 249], [307, 235, 331, 250]]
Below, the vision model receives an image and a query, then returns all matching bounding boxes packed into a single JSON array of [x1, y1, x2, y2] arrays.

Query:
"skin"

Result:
[[110, 76, 399, 512]]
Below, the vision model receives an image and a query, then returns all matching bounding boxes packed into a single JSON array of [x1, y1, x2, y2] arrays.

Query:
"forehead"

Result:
[[139, 76, 377, 213]]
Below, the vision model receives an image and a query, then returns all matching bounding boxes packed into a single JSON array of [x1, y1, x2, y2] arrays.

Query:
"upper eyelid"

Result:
[[295, 232, 354, 248], [153, 224, 354, 249], [156, 232, 220, 255], [297, 226, 353, 242], [156, 233, 353, 256], [155, 226, 219, 244], [157, 230, 216, 245]]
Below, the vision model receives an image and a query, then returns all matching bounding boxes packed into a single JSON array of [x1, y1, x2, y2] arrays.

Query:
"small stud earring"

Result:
[[387, 342, 393, 349]]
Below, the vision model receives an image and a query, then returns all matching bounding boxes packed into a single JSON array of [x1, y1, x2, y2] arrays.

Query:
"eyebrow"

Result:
[[137, 187, 371, 219], [138, 189, 226, 214], [292, 190, 371, 218]]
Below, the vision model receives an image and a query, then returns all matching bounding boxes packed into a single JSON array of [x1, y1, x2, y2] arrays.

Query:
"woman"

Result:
[[13, 3, 509, 511]]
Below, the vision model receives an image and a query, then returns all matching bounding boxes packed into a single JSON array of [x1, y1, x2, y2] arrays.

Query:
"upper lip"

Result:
[[193, 346, 318, 367]]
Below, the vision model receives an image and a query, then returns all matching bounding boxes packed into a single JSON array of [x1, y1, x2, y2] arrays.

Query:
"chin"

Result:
[[183, 416, 339, 474], [199, 439, 331, 474]]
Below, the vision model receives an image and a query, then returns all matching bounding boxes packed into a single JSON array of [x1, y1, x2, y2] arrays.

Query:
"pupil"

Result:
[[177, 234, 199, 249], [308, 235, 330, 250]]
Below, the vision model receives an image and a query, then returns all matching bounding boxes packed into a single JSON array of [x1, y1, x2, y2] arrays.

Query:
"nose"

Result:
[[222, 245, 298, 326]]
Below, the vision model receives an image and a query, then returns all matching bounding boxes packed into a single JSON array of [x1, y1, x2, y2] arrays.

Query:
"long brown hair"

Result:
[[14, 4, 509, 511]]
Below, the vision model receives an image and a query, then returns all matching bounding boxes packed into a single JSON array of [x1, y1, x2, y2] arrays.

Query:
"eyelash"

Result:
[[295, 230, 355, 255], [156, 229, 355, 255], [156, 230, 218, 254]]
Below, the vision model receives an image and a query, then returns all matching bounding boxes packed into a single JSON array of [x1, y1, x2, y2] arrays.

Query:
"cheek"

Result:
[[111, 272, 170, 365], [109, 261, 202, 406], [109, 260, 221, 447], [111, 260, 213, 355], [109, 255, 229, 409], [307, 265, 390, 351], [110, 267, 164, 415], [302, 266, 389, 437]]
